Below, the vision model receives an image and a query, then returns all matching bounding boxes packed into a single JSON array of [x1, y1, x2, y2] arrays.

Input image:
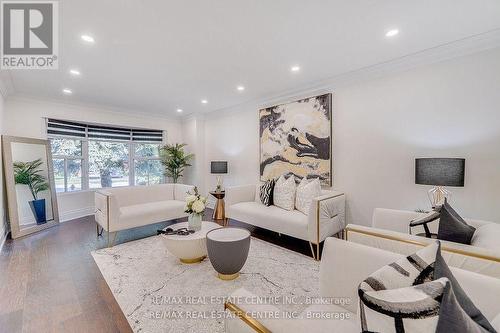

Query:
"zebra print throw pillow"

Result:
[[259, 179, 275, 206]]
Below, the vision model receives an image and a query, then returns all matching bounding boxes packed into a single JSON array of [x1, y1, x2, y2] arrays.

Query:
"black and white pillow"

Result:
[[359, 278, 448, 332], [359, 278, 490, 333], [358, 241, 496, 333], [259, 179, 275, 206]]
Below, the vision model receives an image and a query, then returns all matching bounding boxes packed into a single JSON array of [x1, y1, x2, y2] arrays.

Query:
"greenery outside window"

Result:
[[48, 119, 164, 192], [50, 138, 83, 192], [134, 143, 163, 185]]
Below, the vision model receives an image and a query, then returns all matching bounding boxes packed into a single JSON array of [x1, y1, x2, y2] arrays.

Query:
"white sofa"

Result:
[[95, 183, 194, 246], [345, 208, 500, 278], [225, 184, 345, 260], [224, 237, 500, 332]]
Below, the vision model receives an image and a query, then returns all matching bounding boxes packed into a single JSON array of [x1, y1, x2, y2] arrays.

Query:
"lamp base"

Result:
[[215, 176, 224, 193], [428, 186, 451, 209]]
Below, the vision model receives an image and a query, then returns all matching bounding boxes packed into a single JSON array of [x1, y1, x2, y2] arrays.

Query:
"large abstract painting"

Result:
[[259, 93, 332, 186]]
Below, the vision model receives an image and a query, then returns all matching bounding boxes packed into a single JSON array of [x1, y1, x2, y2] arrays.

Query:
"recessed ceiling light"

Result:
[[385, 29, 399, 37], [236, 85, 245, 91], [69, 69, 81, 76], [201, 99, 208, 104], [62, 88, 73, 95], [291, 65, 301, 72], [81, 34, 95, 43], [176, 108, 183, 113]]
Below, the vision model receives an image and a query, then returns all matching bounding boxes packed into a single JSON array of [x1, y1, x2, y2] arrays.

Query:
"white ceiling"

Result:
[[4, 0, 500, 117]]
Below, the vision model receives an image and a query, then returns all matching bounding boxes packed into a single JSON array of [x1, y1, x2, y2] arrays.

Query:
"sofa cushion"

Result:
[[438, 199, 476, 245], [273, 175, 296, 211], [110, 184, 175, 206], [118, 200, 185, 230], [295, 178, 321, 215], [471, 223, 500, 251], [228, 202, 308, 240]]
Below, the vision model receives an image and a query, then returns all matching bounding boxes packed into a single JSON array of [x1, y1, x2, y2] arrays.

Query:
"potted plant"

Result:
[[13, 158, 50, 225], [160, 143, 194, 183], [184, 187, 206, 231]]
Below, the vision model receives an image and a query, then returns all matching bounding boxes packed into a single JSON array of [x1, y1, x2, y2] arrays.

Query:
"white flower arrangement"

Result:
[[184, 186, 207, 215]]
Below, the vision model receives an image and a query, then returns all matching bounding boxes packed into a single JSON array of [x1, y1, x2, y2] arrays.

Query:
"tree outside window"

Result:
[[49, 137, 164, 192], [88, 141, 129, 188]]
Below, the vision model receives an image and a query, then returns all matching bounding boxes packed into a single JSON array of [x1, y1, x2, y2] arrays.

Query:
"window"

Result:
[[50, 138, 83, 192], [88, 141, 130, 189], [134, 143, 163, 185], [48, 119, 164, 192]]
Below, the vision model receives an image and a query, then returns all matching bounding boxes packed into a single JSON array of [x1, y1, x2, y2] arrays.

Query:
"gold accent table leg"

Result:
[[180, 256, 206, 264], [212, 198, 225, 220], [309, 242, 317, 261], [218, 272, 240, 281]]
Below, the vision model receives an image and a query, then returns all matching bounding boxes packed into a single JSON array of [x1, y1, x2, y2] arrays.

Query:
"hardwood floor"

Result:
[[0, 210, 314, 332]]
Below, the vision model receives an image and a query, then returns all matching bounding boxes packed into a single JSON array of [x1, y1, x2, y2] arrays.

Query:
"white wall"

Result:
[[0, 92, 6, 247], [202, 47, 500, 225], [181, 115, 206, 194], [3, 97, 183, 222]]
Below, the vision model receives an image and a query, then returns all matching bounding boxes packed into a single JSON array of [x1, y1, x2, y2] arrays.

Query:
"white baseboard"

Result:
[[60, 206, 95, 222]]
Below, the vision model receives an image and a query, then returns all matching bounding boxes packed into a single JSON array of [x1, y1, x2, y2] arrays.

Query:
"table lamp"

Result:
[[415, 158, 465, 208], [211, 161, 228, 192]]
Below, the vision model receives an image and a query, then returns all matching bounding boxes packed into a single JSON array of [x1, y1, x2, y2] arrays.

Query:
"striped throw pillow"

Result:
[[259, 179, 275, 206]]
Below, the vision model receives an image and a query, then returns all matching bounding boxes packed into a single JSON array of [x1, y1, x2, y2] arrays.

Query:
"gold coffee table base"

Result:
[[180, 256, 206, 264], [218, 272, 240, 281]]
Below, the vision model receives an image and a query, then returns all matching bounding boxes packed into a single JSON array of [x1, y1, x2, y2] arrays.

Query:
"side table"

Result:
[[210, 191, 225, 222]]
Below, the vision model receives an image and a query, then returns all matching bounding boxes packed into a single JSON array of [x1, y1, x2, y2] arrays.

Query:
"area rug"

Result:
[[91, 235, 319, 333]]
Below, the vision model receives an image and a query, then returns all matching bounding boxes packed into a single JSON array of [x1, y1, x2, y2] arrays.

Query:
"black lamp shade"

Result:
[[211, 161, 228, 174], [415, 158, 465, 187]]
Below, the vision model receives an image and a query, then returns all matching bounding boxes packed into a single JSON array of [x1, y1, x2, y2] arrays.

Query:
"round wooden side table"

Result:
[[210, 191, 225, 222]]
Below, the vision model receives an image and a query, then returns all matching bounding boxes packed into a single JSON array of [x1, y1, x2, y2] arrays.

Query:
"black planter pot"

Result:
[[29, 199, 47, 225]]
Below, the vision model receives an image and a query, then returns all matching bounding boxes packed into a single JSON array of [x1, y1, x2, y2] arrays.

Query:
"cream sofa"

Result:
[[225, 184, 345, 260], [95, 183, 194, 246], [224, 237, 500, 332], [345, 208, 500, 278]]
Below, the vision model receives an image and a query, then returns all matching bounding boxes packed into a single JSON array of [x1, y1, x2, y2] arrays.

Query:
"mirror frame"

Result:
[[2, 135, 60, 239]]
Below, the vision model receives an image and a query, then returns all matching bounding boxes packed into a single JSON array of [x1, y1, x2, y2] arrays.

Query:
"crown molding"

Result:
[[205, 28, 500, 119], [7, 94, 182, 123]]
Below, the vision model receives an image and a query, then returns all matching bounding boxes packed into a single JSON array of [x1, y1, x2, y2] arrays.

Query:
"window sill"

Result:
[[56, 189, 96, 197]]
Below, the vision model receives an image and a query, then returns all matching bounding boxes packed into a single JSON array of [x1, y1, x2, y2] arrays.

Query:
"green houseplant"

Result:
[[160, 143, 194, 183], [13, 158, 50, 224]]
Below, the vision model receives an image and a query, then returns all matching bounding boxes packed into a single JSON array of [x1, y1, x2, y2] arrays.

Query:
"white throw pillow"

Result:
[[295, 178, 321, 215], [471, 223, 500, 251], [273, 175, 296, 211]]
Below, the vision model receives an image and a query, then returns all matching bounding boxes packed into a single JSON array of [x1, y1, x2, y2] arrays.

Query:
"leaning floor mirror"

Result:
[[2, 136, 60, 239]]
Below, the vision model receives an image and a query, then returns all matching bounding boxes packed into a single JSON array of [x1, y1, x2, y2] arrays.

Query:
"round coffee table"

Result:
[[206, 227, 251, 280], [161, 221, 220, 264]]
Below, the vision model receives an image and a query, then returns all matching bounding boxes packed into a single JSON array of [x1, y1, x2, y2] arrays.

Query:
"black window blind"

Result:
[[47, 118, 163, 143]]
